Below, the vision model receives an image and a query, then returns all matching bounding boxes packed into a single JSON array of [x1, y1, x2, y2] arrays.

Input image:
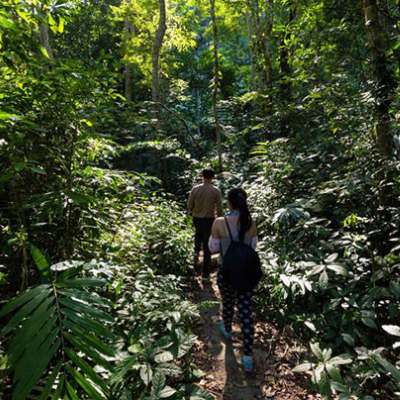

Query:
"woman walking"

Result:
[[208, 188, 258, 372]]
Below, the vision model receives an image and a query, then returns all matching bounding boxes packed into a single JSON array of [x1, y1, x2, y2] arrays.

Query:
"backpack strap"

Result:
[[224, 217, 234, 242]]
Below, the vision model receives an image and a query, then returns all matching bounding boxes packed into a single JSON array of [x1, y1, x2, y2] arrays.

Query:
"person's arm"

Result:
[[187, 188, 195, 211], [208, 218, 221, 253], [250, 221, 258, 249], [216, 190, 223, 217]]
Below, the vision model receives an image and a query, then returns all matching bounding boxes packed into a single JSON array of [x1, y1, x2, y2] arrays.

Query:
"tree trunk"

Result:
[[253, 0, 265, 88], [263, 0, 274, 85], [39, 21, 54, 60], [249, 0, 274, 89], [151, 0, 167, 186], [279, 3, 295, 96], [196, 88, 201, 136], [124, 2, 134, 101], [245, 0, 256, 89], [152, 0, 167, 106], [210, 0, 222, 170], [363, 0, 394, 158]]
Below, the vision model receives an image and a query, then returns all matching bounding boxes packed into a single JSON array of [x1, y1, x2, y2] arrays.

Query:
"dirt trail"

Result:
[[191, 262, 319, 400]]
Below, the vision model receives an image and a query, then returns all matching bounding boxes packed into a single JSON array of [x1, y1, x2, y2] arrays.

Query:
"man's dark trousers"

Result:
[[193, 217, 214, 277]]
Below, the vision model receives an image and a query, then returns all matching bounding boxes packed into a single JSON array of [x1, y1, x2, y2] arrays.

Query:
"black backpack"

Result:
[[221, 217, 263, 292]]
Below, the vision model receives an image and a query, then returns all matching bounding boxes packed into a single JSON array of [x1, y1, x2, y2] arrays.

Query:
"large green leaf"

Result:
[[60, 307, 117, 340], [65, 348, 109, 393], [63, 321, 114, 356], [9, 312, 56, 366], [318, 370, 332, 399], [59, 278, 107, 288], [375, 355, 400, 382], [181, 384, 214, 400], [0, 285, 50, 318], [58, 297, 114, 323], [2, 288, 52, 335], [13, 330, 60, 400], [151, 371, 166, 397], [57, 288, 112, 308], [65, 381, 79, 400], [62, 332, 112, 370], [111, 355, 139, 385], [30, 245, 51, 278], [37, 360, 63, 400], [65, 365, 106, 400], [1, 275, 115, 399]]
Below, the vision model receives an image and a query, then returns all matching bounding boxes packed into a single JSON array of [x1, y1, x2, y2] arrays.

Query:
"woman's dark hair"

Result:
[[202, 169, 215, 179], [228, 188, 252, 241]]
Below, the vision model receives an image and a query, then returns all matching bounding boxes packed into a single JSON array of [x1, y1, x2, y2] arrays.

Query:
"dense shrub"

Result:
[[245, 132, 400, 399]]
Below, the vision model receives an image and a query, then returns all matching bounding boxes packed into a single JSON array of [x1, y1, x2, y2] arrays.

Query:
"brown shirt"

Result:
[[187, 182, 223, 218]]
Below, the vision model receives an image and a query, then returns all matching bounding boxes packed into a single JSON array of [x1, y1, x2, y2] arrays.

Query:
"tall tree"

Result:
[[248, 0, 274, 89], [152, 0, 167, 106], [124, 1, 134, 101], [279, 2, 295, 97], [263, 0, 274, 86], [363, 0, 395, 158], [210, 0, 222, 170], [245, 0, 256, 89]]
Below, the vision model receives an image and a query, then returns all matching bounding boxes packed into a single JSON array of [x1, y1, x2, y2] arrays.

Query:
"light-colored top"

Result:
[[209, 214, 258, 264], [187, 182, 223, 218]]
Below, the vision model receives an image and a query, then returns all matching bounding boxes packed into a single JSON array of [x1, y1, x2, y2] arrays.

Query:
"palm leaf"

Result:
[[59, 307, 117, 340], [0, 284, 50, 318], [1, 271, 115, 400], [59, 278, 107, 288], [62, 331, 112, 370], [65, 348, 109, 393], [30, 244, 51, 278], [65, 381, 79, 400], [2, 287, 52, 335], [58, 297, 114, 323], [57, 288, 112, 308], [52, 374, 65, 400], [65, 365, 106, 400], [37, 360, 63, 400]]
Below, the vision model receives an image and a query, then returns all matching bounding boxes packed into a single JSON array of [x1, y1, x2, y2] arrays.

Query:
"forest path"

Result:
[[191, 257, 318, 400]]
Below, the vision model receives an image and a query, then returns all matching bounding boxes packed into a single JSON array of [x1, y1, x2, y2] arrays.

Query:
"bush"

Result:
[[246, 132, 400, 399]]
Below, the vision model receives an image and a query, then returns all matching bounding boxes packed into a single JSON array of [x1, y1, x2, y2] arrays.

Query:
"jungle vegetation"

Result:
[[1, 0, 400, 399]]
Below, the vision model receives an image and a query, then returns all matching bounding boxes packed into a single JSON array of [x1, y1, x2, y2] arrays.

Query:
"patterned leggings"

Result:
[[217, 272, 255, 356]]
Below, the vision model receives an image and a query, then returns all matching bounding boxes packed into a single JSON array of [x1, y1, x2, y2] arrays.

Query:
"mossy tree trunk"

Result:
[[152, 0, 167, 111], [124, 1, 134, 102], [363, 0, 395, 158], [210, 0, 222, 170], [245, 0, 256, 89]]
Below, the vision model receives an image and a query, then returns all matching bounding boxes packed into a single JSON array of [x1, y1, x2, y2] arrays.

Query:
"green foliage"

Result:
[[3, 0, 400, 398], [0, 264, 205, 399], [245, 129, 400, 398], [0, 262, 113, 400]]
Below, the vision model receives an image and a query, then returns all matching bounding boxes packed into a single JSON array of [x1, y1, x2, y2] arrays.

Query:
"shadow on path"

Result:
[[192, 269, 264, 400], [191, 256, 316, 400], [222, 340, 263, 400]]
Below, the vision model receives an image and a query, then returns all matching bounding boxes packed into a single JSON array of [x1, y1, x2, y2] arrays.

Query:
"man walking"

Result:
[[188, 169, 223, 282]]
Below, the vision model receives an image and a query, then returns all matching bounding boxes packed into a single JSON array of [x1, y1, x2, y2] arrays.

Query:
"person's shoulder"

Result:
[[191, 184, 202, 191], [213, 185, 221, 193], [214, 216, 225, 226]]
